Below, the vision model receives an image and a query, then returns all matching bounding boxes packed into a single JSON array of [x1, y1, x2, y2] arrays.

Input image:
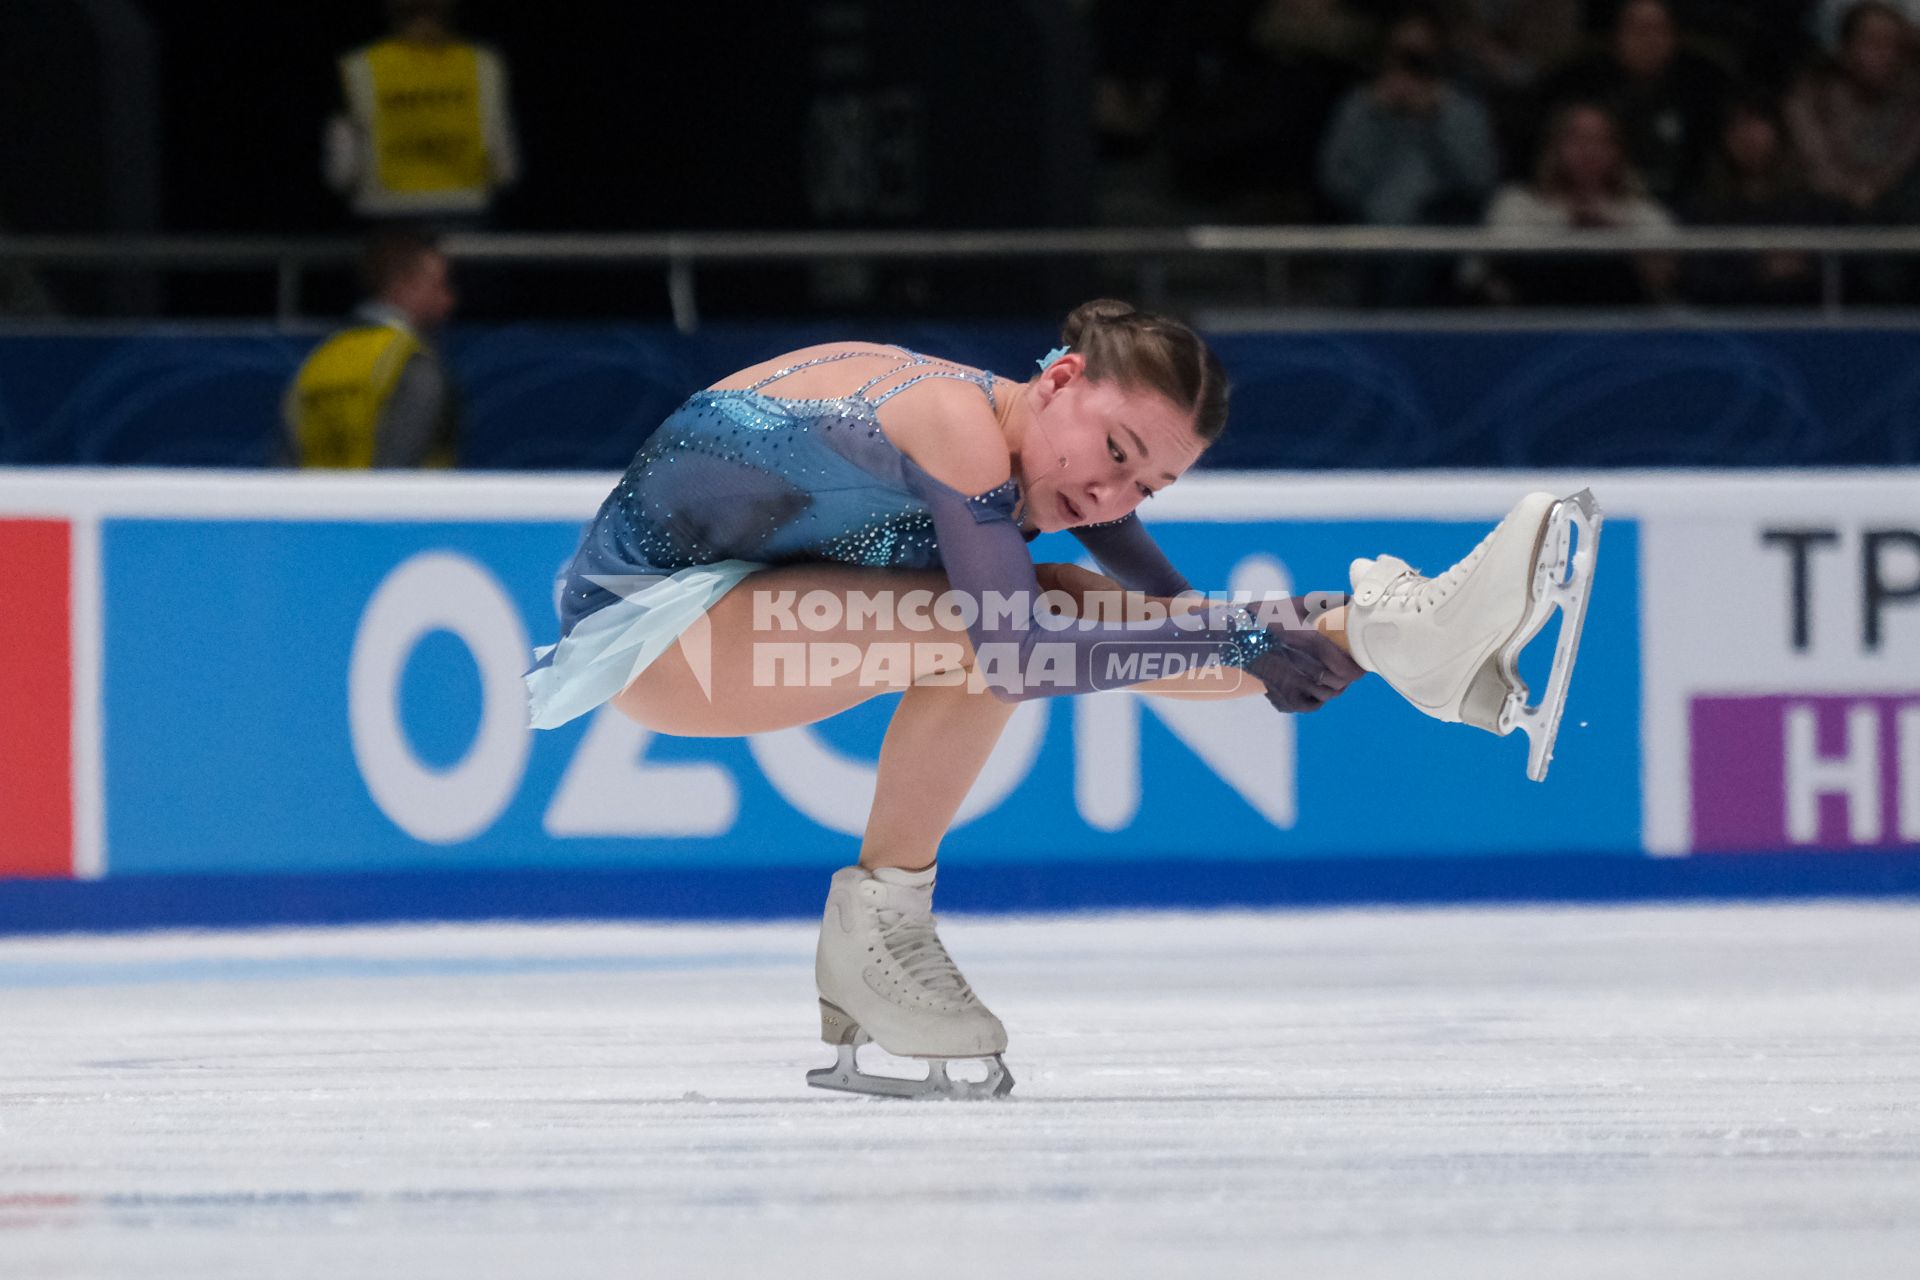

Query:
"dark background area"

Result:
[[149, 0, 1091, 235], [0, 1, 1095, 319]]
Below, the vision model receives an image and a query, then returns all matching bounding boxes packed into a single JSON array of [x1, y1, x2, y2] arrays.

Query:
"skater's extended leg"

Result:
[[861, 559, 1325, 866], [1315, 606, 1352, 655], [611, 564, 976, 736]]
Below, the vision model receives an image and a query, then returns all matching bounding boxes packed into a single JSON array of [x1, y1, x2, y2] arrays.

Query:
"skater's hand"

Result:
[[1245, 626, 1363, 714]]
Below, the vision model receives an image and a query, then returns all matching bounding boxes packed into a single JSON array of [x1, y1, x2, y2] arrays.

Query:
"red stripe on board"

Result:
[[0, 520, 74, 877]]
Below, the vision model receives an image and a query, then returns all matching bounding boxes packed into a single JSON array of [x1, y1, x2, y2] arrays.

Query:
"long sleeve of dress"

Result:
[[914, 476, 1281, 702], [1068, 513, 1193, 596]]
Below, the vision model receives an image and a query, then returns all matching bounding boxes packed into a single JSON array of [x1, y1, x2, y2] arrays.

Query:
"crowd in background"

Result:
[[327, 0, 1920, 312], [11, 0, 1920, 322], [321, 0, 1920, 312], [1090, 0, 1920, 304]]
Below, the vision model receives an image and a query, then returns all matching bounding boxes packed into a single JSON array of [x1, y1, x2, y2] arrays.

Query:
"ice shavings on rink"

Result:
[[4, 903, 1920, 1279]]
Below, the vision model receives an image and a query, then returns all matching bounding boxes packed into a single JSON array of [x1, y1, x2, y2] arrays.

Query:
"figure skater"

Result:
[[524, 300, 1599, 1099]]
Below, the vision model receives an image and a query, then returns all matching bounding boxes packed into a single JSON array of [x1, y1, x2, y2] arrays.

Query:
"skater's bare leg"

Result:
[[861, 677, 1018, 870], [1316, 605, 1352, 655], [611, 564, 1021, 870], [617, 562, 1280, 865], [612, 564, 972, 735], [860, 563, 1292, 865]]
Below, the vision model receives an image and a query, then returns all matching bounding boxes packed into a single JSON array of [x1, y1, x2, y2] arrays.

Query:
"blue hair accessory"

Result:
[[1036, 345, 1071, 372]]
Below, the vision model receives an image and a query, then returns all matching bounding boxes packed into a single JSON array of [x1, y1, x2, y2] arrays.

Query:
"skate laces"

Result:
[[1364, 525, 1500, 614], [872, 897, 974, 999]]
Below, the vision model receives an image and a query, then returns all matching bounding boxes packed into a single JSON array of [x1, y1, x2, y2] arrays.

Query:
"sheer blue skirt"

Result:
[[524, 557, 764, 730]]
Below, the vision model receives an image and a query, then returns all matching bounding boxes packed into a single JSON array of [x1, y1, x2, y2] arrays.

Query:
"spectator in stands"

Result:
[[1320, 9, 1502, 225], [1440, 0, 1584, 170], [1091, 0, 1173, 164], [1443, 0, 1583, 92], [324, 0, 520, 228], [283, 231, 460, 469], [1318, 8, 1501, 301], [1811, 0, 1920, 50], [1542, 0, 1731, 206], [1680, 96, 1841, 305], [1236, 0, 1390, 216], [1648, 2, 1817, 93], [1478, 101, 1678, 304], [1786, 1, 1920, 222]]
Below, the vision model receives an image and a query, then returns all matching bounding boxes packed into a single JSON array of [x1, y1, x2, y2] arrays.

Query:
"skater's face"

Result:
[[1020, 356, 1205, 533]]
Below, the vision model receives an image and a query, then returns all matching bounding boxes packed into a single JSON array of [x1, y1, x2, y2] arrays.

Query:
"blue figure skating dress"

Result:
[[525, 347, 1270, 729]]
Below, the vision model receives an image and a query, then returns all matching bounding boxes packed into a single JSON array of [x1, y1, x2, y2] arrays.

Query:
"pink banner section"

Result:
[[0, 519, 73, 877], [1691, 694, 1920, 853]]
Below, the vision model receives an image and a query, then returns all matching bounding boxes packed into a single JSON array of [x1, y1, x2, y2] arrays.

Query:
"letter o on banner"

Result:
[[350, 552, 532, 843], [749, 700, 1049, 834]]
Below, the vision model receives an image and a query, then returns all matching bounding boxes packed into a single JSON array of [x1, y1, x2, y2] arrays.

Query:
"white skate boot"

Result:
[[1343, 490, 1602, 782], [807, 865, 1013, 1100]]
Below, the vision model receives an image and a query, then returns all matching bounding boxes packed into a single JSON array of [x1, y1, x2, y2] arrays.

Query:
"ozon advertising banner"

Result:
[[0, 467, 1914, 900], [90, 496, 1640, 873]]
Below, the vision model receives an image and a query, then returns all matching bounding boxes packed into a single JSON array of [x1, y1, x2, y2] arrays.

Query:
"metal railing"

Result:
[[7, 226, 1920, 331]]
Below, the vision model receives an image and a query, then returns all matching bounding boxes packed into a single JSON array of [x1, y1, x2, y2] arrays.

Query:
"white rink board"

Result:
[[3, 466, 1918, 888], [4, 902, 1920, 1279]]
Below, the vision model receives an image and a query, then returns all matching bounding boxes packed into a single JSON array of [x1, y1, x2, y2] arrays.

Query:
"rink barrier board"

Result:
[[1, 467, 1918, 929], [88, 513, 1640, 873], [6, 323, 1920, 470], [4, 853, 1920, 936]]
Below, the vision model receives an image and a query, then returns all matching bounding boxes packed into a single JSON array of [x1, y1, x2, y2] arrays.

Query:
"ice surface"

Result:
[[3, 902, 1919, 1279]]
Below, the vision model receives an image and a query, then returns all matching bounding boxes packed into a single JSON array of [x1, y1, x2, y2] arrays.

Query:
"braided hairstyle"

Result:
[[1059, 299, 1230, 444]]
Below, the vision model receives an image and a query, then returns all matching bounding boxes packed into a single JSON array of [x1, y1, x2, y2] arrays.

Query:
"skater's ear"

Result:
[[1032, 353, 1084, 407]]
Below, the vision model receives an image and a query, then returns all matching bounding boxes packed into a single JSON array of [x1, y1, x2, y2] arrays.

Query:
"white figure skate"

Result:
[[1343, 490, 1602, 782], [807, 865, 1014, 1100]]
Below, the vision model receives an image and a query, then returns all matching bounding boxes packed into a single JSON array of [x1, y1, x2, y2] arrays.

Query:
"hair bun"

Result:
[[1054, 296, 1231, 446], [1061, 298, 1138, 347]]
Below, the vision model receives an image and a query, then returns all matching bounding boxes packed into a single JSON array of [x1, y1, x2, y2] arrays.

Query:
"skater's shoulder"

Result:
[[877, 375, 1012, 499]]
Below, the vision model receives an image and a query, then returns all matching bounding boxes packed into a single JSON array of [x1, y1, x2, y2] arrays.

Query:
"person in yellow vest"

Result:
[[324, 0, 520, 224], [285, 231, 460, 469]]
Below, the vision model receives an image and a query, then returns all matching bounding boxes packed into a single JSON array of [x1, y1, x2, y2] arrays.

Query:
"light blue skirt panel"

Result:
[[524, 558, 764, 730]]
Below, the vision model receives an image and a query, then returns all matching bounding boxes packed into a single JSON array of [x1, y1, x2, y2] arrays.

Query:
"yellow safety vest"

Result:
[[364, 39, 488, 196], [289, 323, 423, 469]]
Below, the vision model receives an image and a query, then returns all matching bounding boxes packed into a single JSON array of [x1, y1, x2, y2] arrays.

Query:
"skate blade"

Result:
[[1493, 489, 1602, 783], [805, 1038, 1015, 1101]]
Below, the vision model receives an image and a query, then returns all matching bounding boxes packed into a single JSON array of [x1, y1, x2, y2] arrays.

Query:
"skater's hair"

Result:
[[1059, 299, 1230, 444], [359, 229, 443, 298]]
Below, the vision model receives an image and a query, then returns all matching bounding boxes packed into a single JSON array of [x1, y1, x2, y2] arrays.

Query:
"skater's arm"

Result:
[[917, 477, 1358, 707], [1068, 513, 1192, 596]]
